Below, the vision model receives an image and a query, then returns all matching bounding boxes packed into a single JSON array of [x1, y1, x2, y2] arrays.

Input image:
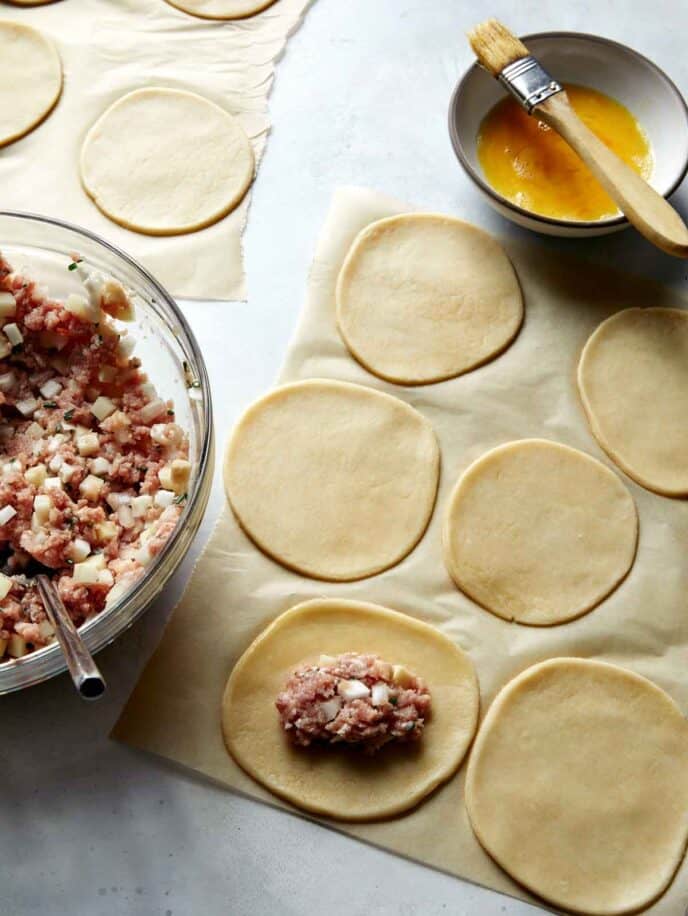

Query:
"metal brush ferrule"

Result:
[[498, 56, 562, 112]]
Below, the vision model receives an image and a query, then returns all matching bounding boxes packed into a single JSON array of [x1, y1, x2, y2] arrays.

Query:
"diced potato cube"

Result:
[[25, 464, 47, 487], [16, 397, 39, 418], [97, 569, 114, 587], [94, 520, 118, 542], [154, 489, 174, 509], [38, 620, 55, 640], [391, 664, 414, 688], [79, 474, 104, 501], [131, 495, 152, 518], [3, 322, 23, 346], [33, 494, 52, 525], [8, 633, 27, 658], [0, 572, 12, 601], [77, 432, 99, 456], [0, 291, 16, 318], [100, 279, 135, 321], [139, 398, 166, 424], [90, 396, 116, 422], [159, 458, 192, 495], [90, 457, 111, 477], [39, 378, 62, 400], [0, 505, 17, 526], [69, 538, 91, 563], [44, 476, 63, 492], [65, 293, 100, 323], [24, 422, 44, 440], [72, 553, 106, 585]]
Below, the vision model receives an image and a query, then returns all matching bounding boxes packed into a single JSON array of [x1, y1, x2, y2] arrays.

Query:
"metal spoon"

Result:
[[36, 574, 106, 700]]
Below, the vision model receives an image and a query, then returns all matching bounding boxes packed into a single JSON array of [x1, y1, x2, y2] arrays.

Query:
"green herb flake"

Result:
[[64, 409, 75, 421], [389, 696, 398, 706], [173, 492, 187, 505], [43, 401, 57, 409], [67, 259, 83, 272]]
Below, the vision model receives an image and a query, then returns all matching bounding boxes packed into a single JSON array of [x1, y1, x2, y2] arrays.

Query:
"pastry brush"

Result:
[[468, 19, 688, 257]]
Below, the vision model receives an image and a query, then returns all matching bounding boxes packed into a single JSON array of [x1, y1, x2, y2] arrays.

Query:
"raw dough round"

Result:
[[336, 214, 523, 385], [466, 658, 688, 915], [222, 598, 480, 821], [442, 439, 637, 626], [578, 307, 688, 497], [163, 0, 276, 18], [224, 379, 440, 581], [0, 22, 62, 149], [80, 88, 254, 236]]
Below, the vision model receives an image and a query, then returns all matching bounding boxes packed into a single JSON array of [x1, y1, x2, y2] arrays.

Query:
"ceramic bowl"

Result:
[[448, 32, 688, 237]]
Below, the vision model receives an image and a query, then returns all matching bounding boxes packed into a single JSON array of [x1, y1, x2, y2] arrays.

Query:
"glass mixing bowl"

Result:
[[0, 211, 214, 693]]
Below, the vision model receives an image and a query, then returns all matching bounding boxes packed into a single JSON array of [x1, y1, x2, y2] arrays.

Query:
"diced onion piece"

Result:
[[319, 697, 342, 722], [0, 505, 17, 526], [391, 664, 414, 688], [68, 538, 91, 563], [106, 491, 130, 510], [47, 434, 65, 453], [90, 457, 111, 477], [0, 572, 12, 600], [3, 459, 21, 476], [8, 633, 27, 658], [131, 494, 152, 518], [59, 463, 77, 483], [48, 453, 63, 472], [24, 464, 47, 487], [117, 335, 136, 360], [16, 396, 39, 418], [154, 489, 175, 509], [94, 520, 118, 542], [337, 679, 371, 700], [90, 396, 116, 422], [65, 293, 100, 323], [371, 683, 390, 706], [0, 291, 16, 317], [77, 432, 99, 456], [150, 423, 169, 445], [138, 398, 166, 424], [117, 504, 135, 529], [39, 378, 62, 400], [24, 422, 44, 440], [104, 579, 129, 609], [318, 654, 337, 666], [3, 322, 23, 347], [73, 553, 106, 584], [140, 382, 157, 401], [97, 569, 114, 587], [44, 476, 63, 492], [33, 494, 52, 525], [0, 370, 16, 392], [79, 474, 104, 501], [135, 543, 152, 567], [38, 620, 55, 640]]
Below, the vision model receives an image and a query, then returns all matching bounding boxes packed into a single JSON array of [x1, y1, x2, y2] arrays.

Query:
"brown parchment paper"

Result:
[[114, 186, 688, 915], [0, 0, 311, 300]]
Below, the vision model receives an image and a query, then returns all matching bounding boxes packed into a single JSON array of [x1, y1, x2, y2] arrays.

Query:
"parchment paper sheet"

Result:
[[114, 187, 688, 914], [0, 0, 311, 300]]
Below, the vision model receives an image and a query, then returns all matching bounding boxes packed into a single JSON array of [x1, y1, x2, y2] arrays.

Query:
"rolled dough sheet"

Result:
[[114, 187, 688, 916], [336, 213, 523, 385], [223, 379, 440, 581], [0, 0, 312, 299], [0, 20, 62, 148], [163, 0, 277, 18], [466, 658, 688, 915], [443, 439, 638, 626], [578, 307, 688, 497], [222, 598, 479, 821], [80, 88, 254, 236]]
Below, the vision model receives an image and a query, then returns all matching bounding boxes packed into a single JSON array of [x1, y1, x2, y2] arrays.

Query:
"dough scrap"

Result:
[[163, 0, 276, 18], [578, 307, 688, 497], [222, 598, 480, 821], [466, 658, 688, 915], [442, 439, 637, 625], [80, 88, 254, 236], [224, 379, 440, 580], [336, 213, 523, 385], [0, 21, 62, 149]]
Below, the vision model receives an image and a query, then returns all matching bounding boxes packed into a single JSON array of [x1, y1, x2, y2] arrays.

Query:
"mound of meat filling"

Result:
[[275, 652, 431, 754], [0, 253, 191, 661]]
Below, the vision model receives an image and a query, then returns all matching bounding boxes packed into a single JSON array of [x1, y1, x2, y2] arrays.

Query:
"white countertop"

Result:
[[6, 1, 688, 914]]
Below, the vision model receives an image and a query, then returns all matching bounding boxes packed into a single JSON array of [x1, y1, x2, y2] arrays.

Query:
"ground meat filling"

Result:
[[0, 253, 191, 661], [275, 652, 432, 754]]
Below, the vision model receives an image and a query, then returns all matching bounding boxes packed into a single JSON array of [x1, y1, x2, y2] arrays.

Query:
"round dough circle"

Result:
[[466, 658, 688, 915], [336, 214, 523, 385], [80, 88, 254, 236], [578, 307, 688, 497], [224, 379, 440, 581], [0, 22, 62, 149], [163, 0, 276, 18], [223, 598, 480, 821], [442, 439, 637, 626]]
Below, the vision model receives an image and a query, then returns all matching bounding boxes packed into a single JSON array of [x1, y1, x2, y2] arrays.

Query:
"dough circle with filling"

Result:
[[336, 213, 523, 385], [578, 307, 688, 496], [222, 598, 480, 821], [0, 21, 62, 149], [442, 439, 637, 625], [224, 379, 440, 581], [466, 658, 688, 915], [80, 88, 254, 236], [163, 0, 277, 18]]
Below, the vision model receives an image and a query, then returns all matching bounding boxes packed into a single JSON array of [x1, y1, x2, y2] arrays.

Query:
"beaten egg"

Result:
[[477, 84, 653, 222]]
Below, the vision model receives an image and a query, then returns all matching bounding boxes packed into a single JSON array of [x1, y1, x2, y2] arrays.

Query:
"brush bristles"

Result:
[[468, 19, 530, 75]]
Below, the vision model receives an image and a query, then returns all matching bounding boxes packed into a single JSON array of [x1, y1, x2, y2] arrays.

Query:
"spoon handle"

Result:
[[36, 574, 106, 700]]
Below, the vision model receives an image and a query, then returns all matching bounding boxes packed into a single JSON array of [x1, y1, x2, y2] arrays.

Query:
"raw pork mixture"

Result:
[[0, 253, 191, 661], [276, 652, 431, 754]]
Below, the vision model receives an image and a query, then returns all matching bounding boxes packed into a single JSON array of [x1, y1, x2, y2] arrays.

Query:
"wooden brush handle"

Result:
[[537, 92, 688, 258]]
